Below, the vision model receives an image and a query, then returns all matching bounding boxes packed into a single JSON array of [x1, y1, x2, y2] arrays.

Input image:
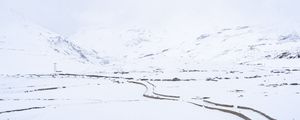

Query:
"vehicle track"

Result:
[[0, 107, 45, 114], [128, 80, 276, 120]]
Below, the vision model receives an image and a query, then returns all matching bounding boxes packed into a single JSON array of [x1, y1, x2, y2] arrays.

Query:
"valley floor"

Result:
[[0, 65, 299, 120]]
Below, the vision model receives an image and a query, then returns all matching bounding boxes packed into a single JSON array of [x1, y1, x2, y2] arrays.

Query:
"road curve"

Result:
[[127, 80, 265, 120]]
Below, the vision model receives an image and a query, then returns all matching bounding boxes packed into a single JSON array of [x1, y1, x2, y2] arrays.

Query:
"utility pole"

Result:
[[53, 62, 62, 73], [54, 63, 57, 73]]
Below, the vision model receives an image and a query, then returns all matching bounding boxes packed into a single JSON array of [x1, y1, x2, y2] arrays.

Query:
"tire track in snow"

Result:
[[127, 81, 178, 101], [237, 106, 276, 120], [203, 100, 276, 120], [0, 107, 45, 114], [128, 80, 276, 120]]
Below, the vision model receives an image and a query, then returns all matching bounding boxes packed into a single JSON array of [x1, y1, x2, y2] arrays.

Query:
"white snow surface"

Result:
[[0, 10, 110, 74], [1, 7, 300, 120]]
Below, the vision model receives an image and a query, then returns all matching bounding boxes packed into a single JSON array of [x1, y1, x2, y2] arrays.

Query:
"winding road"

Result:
[[128, 80, 276, 120]]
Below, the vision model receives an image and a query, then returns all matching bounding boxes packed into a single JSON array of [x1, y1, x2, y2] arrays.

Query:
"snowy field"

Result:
[[1, 62, 299, 120]]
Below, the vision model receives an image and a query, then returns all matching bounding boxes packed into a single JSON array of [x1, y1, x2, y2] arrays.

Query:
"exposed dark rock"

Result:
[[236, 26, 249, 30], [244, 75, 262, 79], [197, 34, 210, 40], [290, 83, 300, 86], [161, 49, 169, 52], [206, 78, 218, 82], [142, 54, 154, 58], [274, 52, 300, 59], [172, 77, 180, 81], [279, 33, 300, 41], [114, 71, 129, 74]]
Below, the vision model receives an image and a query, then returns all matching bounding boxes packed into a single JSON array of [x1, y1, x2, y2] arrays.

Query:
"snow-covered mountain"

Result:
[[0, 10, 108, 74], [70, 24, 300, 72], [1, 8, 300, 74]]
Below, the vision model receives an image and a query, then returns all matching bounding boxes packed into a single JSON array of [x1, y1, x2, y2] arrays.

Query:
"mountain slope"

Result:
[[0, 10, 108, 74], [70, 24, 300, 71]]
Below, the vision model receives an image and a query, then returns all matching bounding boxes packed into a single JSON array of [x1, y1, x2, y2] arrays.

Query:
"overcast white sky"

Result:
[[1, 0, 300, 36]]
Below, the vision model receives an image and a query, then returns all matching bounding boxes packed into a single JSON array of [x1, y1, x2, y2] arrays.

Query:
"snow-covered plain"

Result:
[[1, 5, 300, 120]]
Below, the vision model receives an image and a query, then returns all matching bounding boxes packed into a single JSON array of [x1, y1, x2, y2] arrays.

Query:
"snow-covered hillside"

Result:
[[0, 10, 109, 74], [70, 24, 300, 72], [2, 8, 300, 74]]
